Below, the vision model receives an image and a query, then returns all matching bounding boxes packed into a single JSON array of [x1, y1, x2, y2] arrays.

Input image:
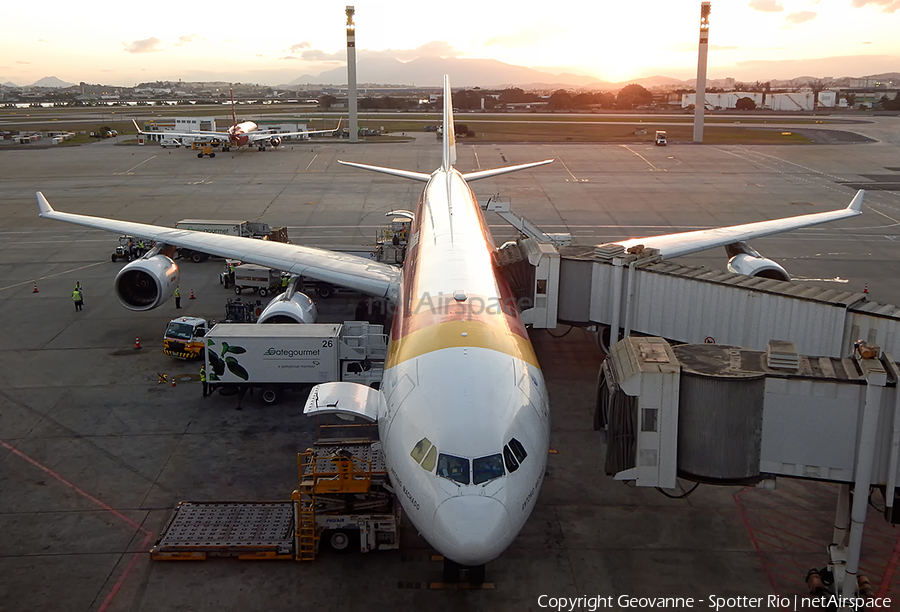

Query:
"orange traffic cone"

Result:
[[135, 336, 141, 350], [864, 283, 869, 294], [189, 289, 196, 300], [32, 282, 39, 293], [171, 376, 176, 388]]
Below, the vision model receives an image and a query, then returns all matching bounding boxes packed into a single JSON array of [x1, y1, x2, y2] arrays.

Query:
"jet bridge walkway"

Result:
[[495, 235, 900, 360]]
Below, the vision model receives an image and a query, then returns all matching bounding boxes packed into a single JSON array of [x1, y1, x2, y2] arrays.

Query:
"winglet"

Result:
[[132, 119, 144, 134], [848, 189, 865, 213], [36, 192, 54, 216]]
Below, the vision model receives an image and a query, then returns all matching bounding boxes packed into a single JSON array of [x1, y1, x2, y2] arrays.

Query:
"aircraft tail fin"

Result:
[[848, 189, 865, 212], [442, 75, 456, 172]]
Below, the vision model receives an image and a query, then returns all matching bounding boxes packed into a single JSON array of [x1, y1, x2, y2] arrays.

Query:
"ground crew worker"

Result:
[[174, 287, 181, 309], [137, 240, 145, 257], [281, 274, 290, 292], [200, 364, 208, 397], [72, 287, 84, 311]]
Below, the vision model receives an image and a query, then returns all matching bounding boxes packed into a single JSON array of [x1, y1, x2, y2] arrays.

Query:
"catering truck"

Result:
[[173, 220, 290, 263], [204, 322, 387, 404]]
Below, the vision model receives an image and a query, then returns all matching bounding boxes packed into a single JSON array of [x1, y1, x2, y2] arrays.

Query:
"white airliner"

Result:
[[132, 91, 341, 152], [36, 76, 863, 582]]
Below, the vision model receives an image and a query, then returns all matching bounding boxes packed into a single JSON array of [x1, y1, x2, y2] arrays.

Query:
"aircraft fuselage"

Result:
[[378, 168, 551, 566]]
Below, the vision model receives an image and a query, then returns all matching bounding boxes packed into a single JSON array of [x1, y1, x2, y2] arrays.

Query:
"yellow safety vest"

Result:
[[200, 368, 206, 382], [174, 288, 180, 298]]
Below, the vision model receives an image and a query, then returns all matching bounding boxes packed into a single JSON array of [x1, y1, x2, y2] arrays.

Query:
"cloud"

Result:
[[286, 41, 461, 65], [711, 45, 740, 51], [124, 37, 163, 54], [748, 0, 783, 12], [37, 39, 47, 43], [301, 49, 344, 61], [279, 55, 299, 60], [851, 0, 900, 13], [786, 10, 817, 23], [176, 34, 201, 46], [485, 26, 564, 48], [16, 61, 30, 64]]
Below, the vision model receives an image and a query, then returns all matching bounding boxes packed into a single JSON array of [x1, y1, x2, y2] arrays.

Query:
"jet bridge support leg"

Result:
[[828, 356, 888, 601]]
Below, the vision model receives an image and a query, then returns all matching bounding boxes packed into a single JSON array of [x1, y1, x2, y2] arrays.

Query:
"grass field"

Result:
[[0, 104, 842, 145]]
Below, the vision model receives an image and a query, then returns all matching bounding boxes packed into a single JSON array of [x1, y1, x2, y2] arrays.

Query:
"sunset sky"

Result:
[[2, 0, 899, 86]]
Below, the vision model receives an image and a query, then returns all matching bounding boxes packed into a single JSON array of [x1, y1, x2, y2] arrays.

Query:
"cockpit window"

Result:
[[421, 446, 437, 472], [509, 437, 528, 463], [473, 453, 505, 485], [503, 446, 520, 473], [437, 454, 469, 485], [410, 437, 432, 464]]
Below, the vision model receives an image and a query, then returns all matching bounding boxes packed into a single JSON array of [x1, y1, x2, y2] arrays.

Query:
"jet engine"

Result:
[[257, 291, 317, 324], [269, 136, 282, 148], [115, 255, 180, 311], [727, 253, 790, 281]]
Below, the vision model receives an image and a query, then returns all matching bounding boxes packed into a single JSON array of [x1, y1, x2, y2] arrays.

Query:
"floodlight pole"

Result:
[[346, 6, 358, 144], [693, 2, 711, 143]]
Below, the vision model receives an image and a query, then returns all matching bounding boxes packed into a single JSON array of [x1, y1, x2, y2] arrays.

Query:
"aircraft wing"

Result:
[[35, 192, 400, 301], [248, 120, 342, 142], [614, 190, 864, 259]]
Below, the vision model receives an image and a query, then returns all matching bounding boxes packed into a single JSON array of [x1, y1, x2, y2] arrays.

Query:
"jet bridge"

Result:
[[493, 230, 900, 359], [599, 335, 900, 601]]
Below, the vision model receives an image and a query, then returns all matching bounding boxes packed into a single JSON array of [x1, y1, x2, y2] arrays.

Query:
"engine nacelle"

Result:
[[269, 136, 282, 148], [727, 253, 790, 281], [257, 291, 317, 324], [115, 255, 180, 311]]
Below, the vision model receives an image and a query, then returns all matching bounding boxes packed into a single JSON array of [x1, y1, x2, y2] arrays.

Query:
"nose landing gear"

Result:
[[442, 558, 486, 586]]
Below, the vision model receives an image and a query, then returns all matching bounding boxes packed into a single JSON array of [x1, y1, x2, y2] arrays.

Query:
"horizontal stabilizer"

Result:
[[338, 160, 431, 182], [462, 159, 554, 182]]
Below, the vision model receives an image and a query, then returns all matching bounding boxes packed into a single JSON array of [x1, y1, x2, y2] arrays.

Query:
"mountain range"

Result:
[[3, 57, 897, 91]]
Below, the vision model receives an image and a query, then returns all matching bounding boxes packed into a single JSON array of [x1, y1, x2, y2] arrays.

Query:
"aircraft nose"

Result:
[[432, 495, 511, 566]]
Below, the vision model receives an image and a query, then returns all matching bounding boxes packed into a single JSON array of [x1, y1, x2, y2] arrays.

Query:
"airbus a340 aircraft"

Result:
[[36, 76, 863, 582], [132, 93, 341, 152]]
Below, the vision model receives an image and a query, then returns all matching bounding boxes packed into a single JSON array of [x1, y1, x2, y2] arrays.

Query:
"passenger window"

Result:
[[473, 454, 505, 485], [410, 437, 432, 464], [421, 446, 437, 472], [503, 445, 519, 473], [436, 454, 470, 485], [509, 438, 528, 463]]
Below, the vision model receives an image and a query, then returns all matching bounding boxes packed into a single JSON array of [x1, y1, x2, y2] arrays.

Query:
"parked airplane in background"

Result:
[[133, 90, 341, 151], [36, 76, 862, 582]]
